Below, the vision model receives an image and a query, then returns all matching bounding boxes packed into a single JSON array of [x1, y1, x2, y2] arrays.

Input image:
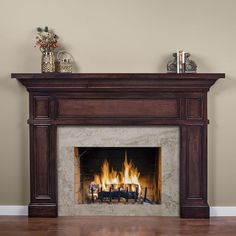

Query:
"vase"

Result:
[[41, 50, 55, 73]]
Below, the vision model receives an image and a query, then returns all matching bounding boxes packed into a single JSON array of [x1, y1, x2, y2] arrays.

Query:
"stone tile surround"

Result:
[[58, 126, 179, 216]]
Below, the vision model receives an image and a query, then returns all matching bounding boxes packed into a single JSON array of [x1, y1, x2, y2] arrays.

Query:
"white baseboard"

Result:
[[0, 205, 236, 216], [210, 207, 236, 216], [0, 206, 28, 216]]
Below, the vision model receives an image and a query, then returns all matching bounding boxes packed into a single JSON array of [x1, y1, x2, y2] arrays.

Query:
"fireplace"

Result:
[[76, 147, 161, 204], [12, 73, 225, 218]]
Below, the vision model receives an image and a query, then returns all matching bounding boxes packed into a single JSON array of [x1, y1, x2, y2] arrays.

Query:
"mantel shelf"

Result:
[[11, 73, 225, 92], [11, 72, 225, 79]]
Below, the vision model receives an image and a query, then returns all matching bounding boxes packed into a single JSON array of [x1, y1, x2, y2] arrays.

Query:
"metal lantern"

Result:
[[56, 50, 73, 73]]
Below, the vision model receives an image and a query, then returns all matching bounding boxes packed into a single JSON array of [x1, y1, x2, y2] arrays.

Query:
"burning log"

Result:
[[103, 183, 140, 192], [87, 153, 152, 204], [90, 153, 142, 200], [88, 184, 154, 204], [97, 188, 139, 202]]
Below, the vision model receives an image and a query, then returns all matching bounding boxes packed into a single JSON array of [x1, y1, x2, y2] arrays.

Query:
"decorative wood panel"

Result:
[[33, 96, 50, 119], [31, 125, 56, 200], [57, 99, 180, 118], [186, 98, 203, 120], [187, 126, 202, 198], [30, 124, 57, 217], [180, 125, 208, 218], [34, 126, 50, 198], [11, 73, 225, 218]]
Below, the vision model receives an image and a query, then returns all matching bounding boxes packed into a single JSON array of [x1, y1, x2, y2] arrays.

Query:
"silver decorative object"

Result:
[[41, 50, 55, 73], [167, 53, 177, 73], [167, 52, 197, 73], [184, 53, 197, 73], [56, 50, 73, 73]]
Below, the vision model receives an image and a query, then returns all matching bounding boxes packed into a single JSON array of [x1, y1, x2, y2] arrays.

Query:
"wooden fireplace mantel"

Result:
[[11, 73, 225, 218]]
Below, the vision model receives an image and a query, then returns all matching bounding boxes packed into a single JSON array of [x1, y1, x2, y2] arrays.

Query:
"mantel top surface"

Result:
[[11, 72, 225, 80], [11, 72, 225, 92]]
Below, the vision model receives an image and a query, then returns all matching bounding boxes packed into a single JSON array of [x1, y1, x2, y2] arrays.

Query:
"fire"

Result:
[[93, 151, 141, 193]]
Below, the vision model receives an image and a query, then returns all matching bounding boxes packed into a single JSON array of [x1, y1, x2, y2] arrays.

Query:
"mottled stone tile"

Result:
[[58, 126, 179, 216]]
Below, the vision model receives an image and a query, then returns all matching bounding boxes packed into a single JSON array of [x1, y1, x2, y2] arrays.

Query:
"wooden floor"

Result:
[[0, 216, 236, 236]]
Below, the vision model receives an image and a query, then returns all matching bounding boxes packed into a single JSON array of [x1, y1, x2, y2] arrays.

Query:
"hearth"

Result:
[[75, 147, 161, 205]]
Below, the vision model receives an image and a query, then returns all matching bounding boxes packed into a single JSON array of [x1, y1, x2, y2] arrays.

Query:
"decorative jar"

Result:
[[41, 50, 56, 73], [56, 50, 73, 73]]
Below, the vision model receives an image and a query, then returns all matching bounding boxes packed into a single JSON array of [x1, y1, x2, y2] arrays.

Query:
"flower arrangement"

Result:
[[35, 26, 58, 52]]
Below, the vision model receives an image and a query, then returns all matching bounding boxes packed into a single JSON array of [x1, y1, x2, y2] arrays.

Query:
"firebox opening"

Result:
[[74, 147, 161, 205]]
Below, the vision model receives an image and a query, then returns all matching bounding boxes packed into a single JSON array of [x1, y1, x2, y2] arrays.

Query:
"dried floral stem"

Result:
[[35, 26, 58, 51]]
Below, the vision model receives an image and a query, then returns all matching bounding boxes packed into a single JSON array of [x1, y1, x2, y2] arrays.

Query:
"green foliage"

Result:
[[35, 26, 58, 50], [37, 26, 49, 33], [37, 27, 42, 32]]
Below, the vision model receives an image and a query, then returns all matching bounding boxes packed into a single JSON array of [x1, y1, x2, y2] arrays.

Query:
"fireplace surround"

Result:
[[11, 73, 225, 218], [58, 126, 179, 216]]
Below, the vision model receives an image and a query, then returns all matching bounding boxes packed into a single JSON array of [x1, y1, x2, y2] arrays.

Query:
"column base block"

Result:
[[180, 205, 210, 218], [29, 203, 57, 217]]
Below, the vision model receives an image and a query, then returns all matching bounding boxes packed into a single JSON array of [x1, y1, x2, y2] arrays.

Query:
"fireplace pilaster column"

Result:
[[28, 124, 57, 217], [180, 125, 209, 218]]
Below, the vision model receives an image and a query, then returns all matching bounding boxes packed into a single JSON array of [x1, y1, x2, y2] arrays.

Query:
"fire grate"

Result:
[[89, 184, 153, 204]]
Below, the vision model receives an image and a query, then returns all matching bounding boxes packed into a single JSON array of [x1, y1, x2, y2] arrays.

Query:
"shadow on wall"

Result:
[[156, 54, 170, 72]]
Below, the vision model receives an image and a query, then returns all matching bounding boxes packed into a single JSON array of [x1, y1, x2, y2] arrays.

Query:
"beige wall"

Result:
[[0, 0, 235, 206]]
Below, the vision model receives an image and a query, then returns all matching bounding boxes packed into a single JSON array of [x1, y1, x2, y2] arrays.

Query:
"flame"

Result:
[[93, 151, 141, 193]]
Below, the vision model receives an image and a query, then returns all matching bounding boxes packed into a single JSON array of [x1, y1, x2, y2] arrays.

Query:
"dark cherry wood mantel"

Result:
[[11, 73, 225, 218]]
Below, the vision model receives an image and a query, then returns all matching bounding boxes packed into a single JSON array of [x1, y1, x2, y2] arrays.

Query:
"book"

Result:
[[176, 50, 185, 73]]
